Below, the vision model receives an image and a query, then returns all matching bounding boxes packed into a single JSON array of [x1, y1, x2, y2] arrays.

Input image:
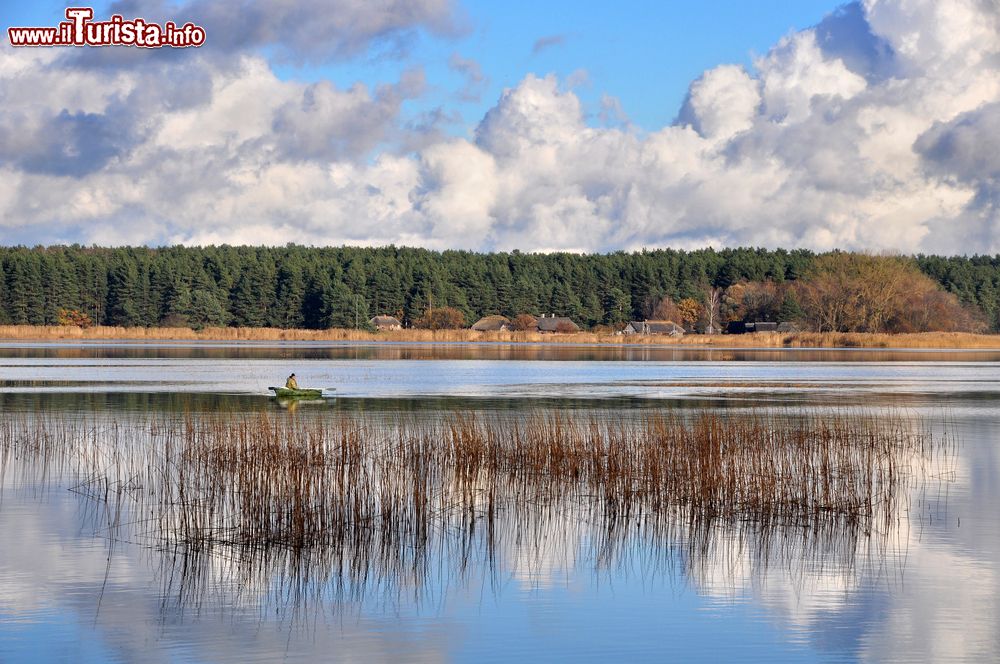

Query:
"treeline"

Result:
[[0, 245, 997, 332]]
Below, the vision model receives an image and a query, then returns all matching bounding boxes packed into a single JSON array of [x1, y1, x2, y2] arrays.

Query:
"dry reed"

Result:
[[0, 407, 949, 615], [0, 409, 937, 551], [0, 324, 997, 348]]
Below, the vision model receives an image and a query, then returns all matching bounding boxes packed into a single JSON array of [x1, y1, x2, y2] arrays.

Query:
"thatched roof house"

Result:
[[471, 315, 512, 331], [368, 315, 402, 331], [535, 314, 580, 333], [623, 320, 685, 337]]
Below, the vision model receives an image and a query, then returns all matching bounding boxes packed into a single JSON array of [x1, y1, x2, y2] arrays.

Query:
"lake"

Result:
[[1, 341, 998, 662]]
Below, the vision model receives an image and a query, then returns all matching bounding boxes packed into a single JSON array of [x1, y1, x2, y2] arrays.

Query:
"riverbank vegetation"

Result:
[[1, 245, 997, 332], [1, 325, 998, 348]]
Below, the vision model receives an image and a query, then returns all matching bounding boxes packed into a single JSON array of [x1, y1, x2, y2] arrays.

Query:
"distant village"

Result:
[[367, 313, 799, 336]]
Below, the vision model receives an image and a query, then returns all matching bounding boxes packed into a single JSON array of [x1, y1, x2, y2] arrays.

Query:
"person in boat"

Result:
[[285, 373, 298, 390]]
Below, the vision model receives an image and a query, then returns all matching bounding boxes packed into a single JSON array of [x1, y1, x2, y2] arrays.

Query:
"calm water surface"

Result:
[[1, 342, 998, 662]]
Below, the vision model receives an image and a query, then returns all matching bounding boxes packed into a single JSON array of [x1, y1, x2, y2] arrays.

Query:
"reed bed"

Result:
[[0, 408, 946, 614], [1, 324, 997, 348], [0, 409, 935, 549]]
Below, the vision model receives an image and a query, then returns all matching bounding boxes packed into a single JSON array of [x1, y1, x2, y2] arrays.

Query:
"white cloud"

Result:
[[678, 64, 759, 142], [1, 0, 1000, 253], [758, 30, 868, 124]]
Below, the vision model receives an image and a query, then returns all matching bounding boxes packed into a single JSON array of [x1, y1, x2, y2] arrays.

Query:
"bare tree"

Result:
[[702, 287, 721, 334], [795, 253, 982, 333]]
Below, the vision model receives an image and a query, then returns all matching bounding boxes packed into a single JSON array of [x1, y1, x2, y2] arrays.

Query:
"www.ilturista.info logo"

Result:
[[8, 7, 205, 48]]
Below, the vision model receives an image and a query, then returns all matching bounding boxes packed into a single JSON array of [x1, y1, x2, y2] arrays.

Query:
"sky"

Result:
[[1, 0, 999, 253]]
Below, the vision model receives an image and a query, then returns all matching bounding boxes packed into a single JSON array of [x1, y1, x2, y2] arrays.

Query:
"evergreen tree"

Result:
[[0, 245, 997, 332], [778, 292, 805, 322], [5, 254, 45, 324], [325, 281, 368, 328], [603, 288, 631, 325], [106, 258, 142, 326], [188, 290, 228, 328], [230, 255, 277, 327], [274, 263, 306, 328], [303, 270, 334, 329]]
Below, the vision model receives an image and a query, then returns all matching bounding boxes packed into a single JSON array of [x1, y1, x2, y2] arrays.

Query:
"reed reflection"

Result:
[[0, 408, 952, 624]]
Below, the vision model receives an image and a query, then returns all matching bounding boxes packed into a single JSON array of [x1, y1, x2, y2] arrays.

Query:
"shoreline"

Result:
[[0, 325, 998, 349]]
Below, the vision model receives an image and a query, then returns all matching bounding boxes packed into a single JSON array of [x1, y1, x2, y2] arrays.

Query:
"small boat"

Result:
[[268, 386, 327, 399]]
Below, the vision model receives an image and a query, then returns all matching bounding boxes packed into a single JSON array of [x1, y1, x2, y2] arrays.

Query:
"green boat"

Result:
[[268, 386, 326, 399]]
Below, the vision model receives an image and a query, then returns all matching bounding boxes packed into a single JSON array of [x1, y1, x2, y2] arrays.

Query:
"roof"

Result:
[[646, 320, 684, 334], [471, 315, 511, 331], [628, 320, 685, 334], [536, 316, 579, 332], [369, 315, 401, 326]]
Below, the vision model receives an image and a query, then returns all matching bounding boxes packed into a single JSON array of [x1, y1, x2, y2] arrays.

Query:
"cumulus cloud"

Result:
[[2, 0, 1000, 252], [677, 65, 759, 141], [917, 103, 1000, 183]]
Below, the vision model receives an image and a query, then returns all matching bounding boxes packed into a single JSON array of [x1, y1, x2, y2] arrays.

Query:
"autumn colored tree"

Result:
[[57, 308, 93, 328], [512, 313, 538, 331], [645, 295, 684, 322], [795, 253, 981, 333], [740, 281, 781, 321], [720, 283, 747, 322], [415, 306, 466, 330], [677, 298, 703, 328]]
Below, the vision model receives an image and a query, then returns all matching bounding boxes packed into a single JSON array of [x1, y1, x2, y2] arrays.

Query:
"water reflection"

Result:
[[3, 340, 1000, 362], [0, 406, 954, 661], [0, 344, 998, 662]]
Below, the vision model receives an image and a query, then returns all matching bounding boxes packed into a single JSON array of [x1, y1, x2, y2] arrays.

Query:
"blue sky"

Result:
[[7, 0, 841, 132], [1, 0, 998, 253]]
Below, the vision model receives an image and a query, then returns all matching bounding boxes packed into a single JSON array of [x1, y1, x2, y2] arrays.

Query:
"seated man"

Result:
[[285, 373, 298, 390]]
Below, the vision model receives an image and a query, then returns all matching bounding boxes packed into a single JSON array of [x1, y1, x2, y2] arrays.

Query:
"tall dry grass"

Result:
[[0, 324, 998, 348], [0, 408, 949, 613], [1, 409, 938, 550]]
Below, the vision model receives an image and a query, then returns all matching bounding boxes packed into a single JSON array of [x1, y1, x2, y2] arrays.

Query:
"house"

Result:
[[368, 315, 402, 331], [535, 314, 580, 333], [726, 321, 786, 334], [623, 320, 685, 337], [471, 315, 512, 332], [727, 321, 752, 334]]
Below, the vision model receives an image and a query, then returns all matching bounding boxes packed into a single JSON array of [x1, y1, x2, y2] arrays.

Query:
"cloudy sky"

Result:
[[1, 0, 999, 253]]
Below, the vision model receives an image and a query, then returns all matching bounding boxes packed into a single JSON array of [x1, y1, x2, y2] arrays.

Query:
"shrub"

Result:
[[414, 306, 466, 330], [57, 309, 93, 328], [512, 314, 538, 331]]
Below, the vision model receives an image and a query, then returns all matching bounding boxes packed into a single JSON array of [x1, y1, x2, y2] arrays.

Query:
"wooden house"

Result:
[[623, 320, 685, 337]]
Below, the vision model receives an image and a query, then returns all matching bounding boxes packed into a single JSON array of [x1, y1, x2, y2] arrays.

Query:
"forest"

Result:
[[0, 245, 997, 333]]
